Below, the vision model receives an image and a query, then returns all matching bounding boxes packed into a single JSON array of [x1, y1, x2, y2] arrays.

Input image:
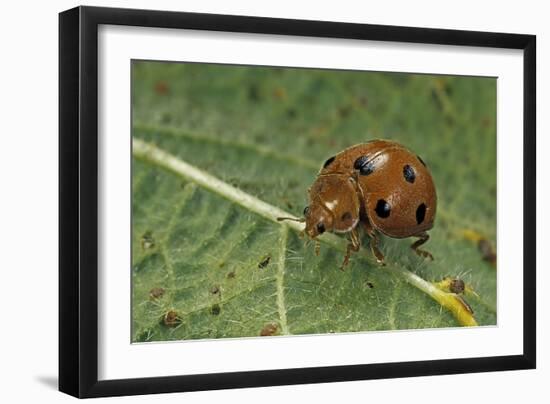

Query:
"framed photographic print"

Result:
[[59, 6, 536, 398]]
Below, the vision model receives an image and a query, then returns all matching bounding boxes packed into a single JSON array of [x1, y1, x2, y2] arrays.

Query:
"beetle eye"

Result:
[[303, 206, 310, 216], [316, 222, 326, 234]]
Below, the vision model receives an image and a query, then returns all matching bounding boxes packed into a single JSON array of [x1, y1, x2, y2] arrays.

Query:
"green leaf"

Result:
[[131, 62, 496, 342]]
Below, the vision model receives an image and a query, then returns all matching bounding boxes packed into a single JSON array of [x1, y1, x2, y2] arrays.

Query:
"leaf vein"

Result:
[[277, 226, 290, 335]]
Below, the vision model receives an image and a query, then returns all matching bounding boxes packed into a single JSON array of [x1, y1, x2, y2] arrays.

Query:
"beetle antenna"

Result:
[[277, 216, 305, 223]]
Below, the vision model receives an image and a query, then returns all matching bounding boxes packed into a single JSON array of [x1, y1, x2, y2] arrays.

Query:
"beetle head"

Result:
[[303, 202, 334, 239]]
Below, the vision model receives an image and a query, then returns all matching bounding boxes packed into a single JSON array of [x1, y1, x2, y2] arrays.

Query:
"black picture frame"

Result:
[[59, 5, 536, 398]]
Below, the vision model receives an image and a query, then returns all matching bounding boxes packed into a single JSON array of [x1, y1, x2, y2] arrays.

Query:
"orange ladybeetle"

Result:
[[280, 140, 437, 269]]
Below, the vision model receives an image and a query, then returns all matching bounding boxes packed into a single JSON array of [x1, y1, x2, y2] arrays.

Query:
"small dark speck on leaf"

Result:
[[449, 279, 465, 294], [154, 80, 169, 95], [286, 108, 297, 119], [431, 89, 442, 110], [366, 282, 374, 289], [481, 116, 491, 128], [149, 287, 165, 300], [254, 134, 267, 143], [141, 231, 155, 250], [288, 179, 299, 188], [135, 329, 153, 342], [443, 82, 453, 96], [338, 105, 353, 118], [163, 310, 180, 327], [248, 84, 261, 102], [444, 115, 455, 126], [273, 87, 287, 101], [210, 285, 220, 295], [210, 304, 221, 316], [260, 323, 279, 336], [258, 255, 271, 269], [227, 271, 236, 279], [356, 95, 368, 108], [478, 239, 497, 266], [160, 112, 172, 124]]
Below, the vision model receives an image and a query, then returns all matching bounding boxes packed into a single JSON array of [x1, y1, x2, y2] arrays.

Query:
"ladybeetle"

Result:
[[279, 140, 437, 269]]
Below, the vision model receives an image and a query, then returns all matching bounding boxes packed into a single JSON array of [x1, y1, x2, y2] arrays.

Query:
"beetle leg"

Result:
[[363, 221, 385, 265], [411, 232, 434, 260], [315, 239, 321, 256], [349, 171, 367, 210], [369, 232, 385, 265], [340, 227, 361, 271]]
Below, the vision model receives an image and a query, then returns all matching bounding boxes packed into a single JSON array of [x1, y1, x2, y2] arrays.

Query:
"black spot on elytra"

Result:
[[416, 203, 427, 224], [403, 164, 416, 183], [341, 212, 353, 222], [354, 155, 367, 169], [323, 156, 336, 168], [375, 200, 391, 218], [417, 155, 426, 166], [354, 155, 376, 176]]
